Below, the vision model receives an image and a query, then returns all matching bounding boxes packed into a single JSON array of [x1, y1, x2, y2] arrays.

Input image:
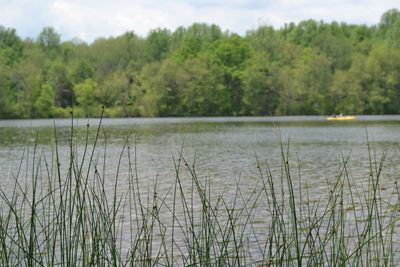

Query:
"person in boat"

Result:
[[330, 113, 344, 118]]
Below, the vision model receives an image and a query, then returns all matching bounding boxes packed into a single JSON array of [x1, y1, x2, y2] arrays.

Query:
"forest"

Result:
[[1, 9, 400, 118]]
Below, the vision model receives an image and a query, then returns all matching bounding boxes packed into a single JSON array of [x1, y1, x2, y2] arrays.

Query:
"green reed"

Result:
[[0, 116, 399, 266]]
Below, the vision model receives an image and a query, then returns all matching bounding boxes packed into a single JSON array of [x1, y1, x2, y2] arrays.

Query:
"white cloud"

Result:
[[47, 0, 187, 40], [0, 0, 399, 42]]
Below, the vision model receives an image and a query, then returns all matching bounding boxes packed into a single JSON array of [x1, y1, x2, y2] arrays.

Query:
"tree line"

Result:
[[1, 9, 400, 118]]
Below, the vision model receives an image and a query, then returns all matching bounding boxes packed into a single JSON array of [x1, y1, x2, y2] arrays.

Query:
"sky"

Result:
[[0, 0, 399, 43]]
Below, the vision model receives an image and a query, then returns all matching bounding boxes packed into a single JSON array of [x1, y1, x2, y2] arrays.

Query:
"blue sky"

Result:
[[1, 0, 399, 42]]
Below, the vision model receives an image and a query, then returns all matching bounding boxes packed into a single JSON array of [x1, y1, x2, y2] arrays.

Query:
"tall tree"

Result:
[[209, 34, 253, 114], [379, 8, 400, 47], [172, 23, 223, 61], [48, 62, 73, 107], [146, 28, 172, 61], [242, 52, 278, 115], [37, 27, 61, 57], [0, 26, 23, 65]]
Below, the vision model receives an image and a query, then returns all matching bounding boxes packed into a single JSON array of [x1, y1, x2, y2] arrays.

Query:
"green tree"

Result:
[[0, 26, 23, 65], [246, 25, 290, 63], [146, 28, 172, 61], [291, 48, 332, 114], [2, 10, 400, 118], [242, 52, 279, 115], [273, 66, 297, 115], [330, 67, 365, 114], [172, 23, 223, 61], [37, 27, 61, 57], [209, 35, 253, 114], [0, 57, 14, 118], [342, 54, 371, 114], [379, 8, 400, 47], [71, 60, 94, 84], [139, 60, 185, 116], [180, 55, 225, 115], [312, 31, 352, 70], [98, 70, 136, 115], [364, 44, 400, 113], [89, 32, 146, 77], [284, 19, 322, 47], [48, 62, 73, 107], [74, 79, 99, 116], [34, 83, 55, 117]]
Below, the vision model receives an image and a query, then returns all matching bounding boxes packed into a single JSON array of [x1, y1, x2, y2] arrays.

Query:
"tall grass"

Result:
[[0, 117, 399, 266]]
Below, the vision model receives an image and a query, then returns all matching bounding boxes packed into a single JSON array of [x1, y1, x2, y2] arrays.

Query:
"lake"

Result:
[[1, 115, 400, 264], [1, 115, 400, 190]]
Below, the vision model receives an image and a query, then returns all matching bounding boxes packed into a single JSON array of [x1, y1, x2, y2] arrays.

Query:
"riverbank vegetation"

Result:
[[0, 119, 399, 265], [1, 9, 400, 118]]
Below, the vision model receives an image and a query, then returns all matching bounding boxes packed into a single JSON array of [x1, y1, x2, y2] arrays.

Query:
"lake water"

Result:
[[1, 115, 400, 189], [1, 115, 400, 263]]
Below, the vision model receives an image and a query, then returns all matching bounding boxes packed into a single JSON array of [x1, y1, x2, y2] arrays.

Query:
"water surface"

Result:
[[1, 115, 400, 190], [2, 115, 400, 261]]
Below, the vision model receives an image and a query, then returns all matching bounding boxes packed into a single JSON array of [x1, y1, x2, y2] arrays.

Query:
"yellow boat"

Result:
[[326, 115, 356, 121]]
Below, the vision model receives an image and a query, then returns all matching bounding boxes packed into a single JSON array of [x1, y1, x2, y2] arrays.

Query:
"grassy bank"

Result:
[[0, 118, 399, 266]]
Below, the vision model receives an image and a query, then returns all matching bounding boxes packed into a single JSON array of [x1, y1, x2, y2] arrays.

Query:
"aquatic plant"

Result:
[[0, 118, 399, 266]]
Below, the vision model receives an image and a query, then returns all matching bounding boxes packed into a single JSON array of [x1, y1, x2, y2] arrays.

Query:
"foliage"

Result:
[[0, 26, 23, 65], [1, 9, 400, 118], [34, 83, 55, 117]]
